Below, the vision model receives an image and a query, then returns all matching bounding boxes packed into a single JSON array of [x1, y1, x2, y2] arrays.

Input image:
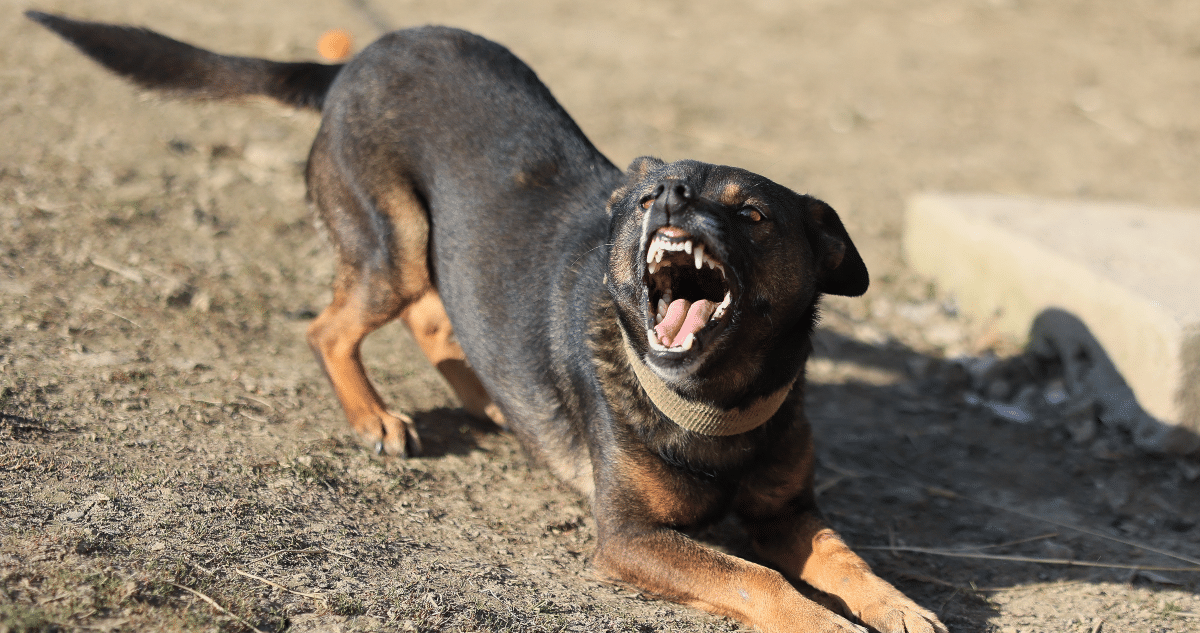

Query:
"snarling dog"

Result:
[[28, 11, 947, 633]]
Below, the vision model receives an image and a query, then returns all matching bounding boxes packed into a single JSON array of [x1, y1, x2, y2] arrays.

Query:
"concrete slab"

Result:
[[904, 193, 1200, 450]]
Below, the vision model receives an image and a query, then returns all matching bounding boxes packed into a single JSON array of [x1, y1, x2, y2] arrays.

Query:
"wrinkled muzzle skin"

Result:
[[605, 157, 868, 410]]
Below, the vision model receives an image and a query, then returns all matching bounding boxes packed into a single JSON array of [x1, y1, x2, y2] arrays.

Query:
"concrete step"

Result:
[[904, 193, 1199, 453]]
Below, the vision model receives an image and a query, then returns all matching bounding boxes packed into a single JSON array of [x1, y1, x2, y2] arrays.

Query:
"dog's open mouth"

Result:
[[643, 228, 733, 355]]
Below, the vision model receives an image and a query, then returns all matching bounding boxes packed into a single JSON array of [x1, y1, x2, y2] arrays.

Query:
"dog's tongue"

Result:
[[655, 298, 715, 348]]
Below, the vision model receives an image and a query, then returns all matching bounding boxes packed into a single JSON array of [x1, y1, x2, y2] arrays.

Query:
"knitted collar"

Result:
[[620, 330, 795, 436]]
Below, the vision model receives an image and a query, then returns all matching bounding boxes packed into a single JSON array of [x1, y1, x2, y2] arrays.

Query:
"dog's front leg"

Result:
[[593, 526, 867, 633], [743, 513, 948, 633]]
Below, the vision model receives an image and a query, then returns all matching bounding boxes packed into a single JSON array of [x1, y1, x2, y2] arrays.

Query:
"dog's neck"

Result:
[[620, 331, 795, 436]]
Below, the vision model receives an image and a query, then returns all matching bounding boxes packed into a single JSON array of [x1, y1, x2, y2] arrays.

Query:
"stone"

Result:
[[905, 194, 1200, 453]]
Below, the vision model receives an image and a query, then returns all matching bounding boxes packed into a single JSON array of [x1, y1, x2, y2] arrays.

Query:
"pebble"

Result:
[[985, 401, 1035, 424], [1043, 380, 1069, 406]]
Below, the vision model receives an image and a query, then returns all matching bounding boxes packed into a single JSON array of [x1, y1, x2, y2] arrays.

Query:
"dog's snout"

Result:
[[652, 180, 694, 222]]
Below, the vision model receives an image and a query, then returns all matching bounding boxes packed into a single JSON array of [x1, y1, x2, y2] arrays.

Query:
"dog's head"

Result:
[[606, 157, 867, 408]]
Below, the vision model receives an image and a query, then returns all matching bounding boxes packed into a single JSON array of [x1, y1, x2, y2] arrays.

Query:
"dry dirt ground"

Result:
[[3, 0, 1200, 631]]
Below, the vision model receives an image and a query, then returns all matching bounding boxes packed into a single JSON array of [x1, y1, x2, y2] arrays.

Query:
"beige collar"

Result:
[[620, 330, 795, 436]]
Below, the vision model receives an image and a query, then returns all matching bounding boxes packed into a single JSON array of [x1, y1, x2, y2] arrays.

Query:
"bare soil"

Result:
[[3, 1, 1200, 632]]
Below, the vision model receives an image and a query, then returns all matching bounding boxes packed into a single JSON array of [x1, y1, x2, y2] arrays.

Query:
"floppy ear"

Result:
[[808, 199, 869, 297]]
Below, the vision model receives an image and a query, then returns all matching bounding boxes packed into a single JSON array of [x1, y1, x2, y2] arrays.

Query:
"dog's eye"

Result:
[[738, 206, 763, 222]]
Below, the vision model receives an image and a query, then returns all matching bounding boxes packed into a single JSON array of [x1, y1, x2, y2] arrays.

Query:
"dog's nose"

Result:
[[651, 180, 694, 222]]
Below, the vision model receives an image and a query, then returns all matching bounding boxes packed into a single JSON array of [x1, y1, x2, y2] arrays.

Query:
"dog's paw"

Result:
[[856, 596, 947, 633], [352, 410, 421, 457]]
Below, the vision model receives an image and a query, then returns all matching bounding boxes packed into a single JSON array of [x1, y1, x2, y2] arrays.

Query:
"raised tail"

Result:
[[25, 10, 342, 111]]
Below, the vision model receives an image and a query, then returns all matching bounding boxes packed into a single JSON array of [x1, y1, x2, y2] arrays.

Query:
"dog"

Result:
[[28, 11, 947, 633]]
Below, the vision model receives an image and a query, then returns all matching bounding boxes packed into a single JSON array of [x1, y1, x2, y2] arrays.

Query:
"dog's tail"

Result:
[[25, 11, 341, 111]]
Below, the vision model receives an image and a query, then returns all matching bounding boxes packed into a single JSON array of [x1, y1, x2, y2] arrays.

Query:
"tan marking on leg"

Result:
[[306, 140, 437, 455], [399, 291, 503, 426], [749, 515, 948, 633], [593, 527, 862, 633], [306, 285, 418, 455]]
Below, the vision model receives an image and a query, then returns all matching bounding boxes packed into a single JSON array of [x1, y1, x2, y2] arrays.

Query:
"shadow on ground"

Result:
[[796, 328, 1200, 629]]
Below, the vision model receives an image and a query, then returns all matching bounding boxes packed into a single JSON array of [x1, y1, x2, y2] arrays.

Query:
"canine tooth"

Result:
[[694, 244, 705, 270], [684, 240, 693, 255], [647, 240, 667, 264], [647, 330, 668, 351], [648, 261, 658, 274], [680, 333, 695, 351]]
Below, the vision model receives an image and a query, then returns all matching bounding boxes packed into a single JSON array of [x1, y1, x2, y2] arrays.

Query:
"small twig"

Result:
[[90, 255, 145, 284], [189, 561, 215, 576], [891, 569, 971, 590], [247, 548, 326, 564], [959, 532, 1059, 551], [937, 588, 960, 618], [233, 569, 326, 601], [814, 475, 849, 496], [1176, 611, 1199, 618], [93, 307, 140, 328], [322, 546, 358, 561], [170, 583, 267, 633], [882, 457, 1200, 567], [37, 592, 72, 605], [859, 545, 1200, 572], [953, 490, 1200, 566], [237, 395, 276, 411], [968, 578, 1087, 593]]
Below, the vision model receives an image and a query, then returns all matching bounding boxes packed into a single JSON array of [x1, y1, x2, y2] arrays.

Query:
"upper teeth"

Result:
[[646, 235, 724, 276]]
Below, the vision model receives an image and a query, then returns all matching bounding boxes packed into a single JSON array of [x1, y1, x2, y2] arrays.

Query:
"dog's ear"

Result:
[[807, 199, 869, 297], [608, 156, 666, 215], [625, 156, 665, 178]]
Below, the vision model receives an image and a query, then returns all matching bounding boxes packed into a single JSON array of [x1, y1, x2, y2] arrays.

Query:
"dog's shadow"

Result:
[[409, 407, 501, 458], [775, 327, 1200, 630]]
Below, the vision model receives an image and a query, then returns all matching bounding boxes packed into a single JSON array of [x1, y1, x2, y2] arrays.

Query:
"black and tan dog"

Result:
[[29, 11, 947, 633]]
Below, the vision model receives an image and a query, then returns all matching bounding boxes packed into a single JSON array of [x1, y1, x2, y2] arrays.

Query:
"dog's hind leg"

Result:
[[307, 277, 419, 456], [399, 292, 505, 427], [304, 130, 437, 456], [304, 127, 501, 454]]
